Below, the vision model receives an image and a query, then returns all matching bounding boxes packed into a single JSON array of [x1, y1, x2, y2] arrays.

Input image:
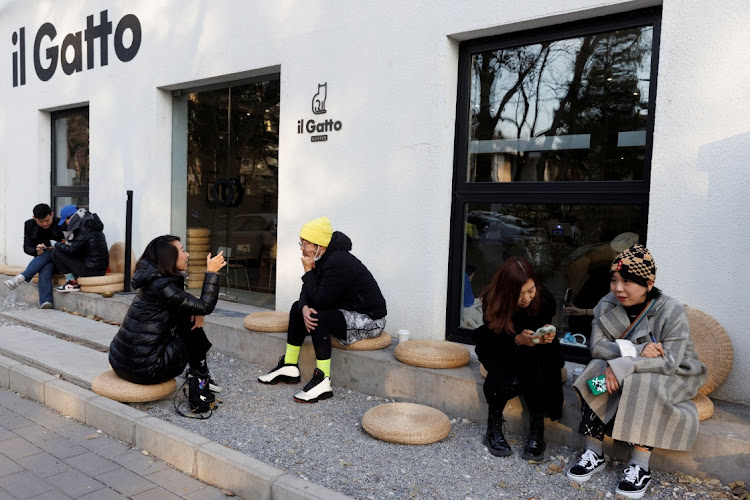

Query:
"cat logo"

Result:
[[312, 83, 327, 114]]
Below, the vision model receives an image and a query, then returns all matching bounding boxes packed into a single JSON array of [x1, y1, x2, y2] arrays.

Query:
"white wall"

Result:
[[1, 0, 748, 403]]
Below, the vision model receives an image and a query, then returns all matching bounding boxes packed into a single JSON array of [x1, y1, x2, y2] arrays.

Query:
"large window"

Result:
[[448, 8, 661, 362], [51, 107, 89, 213]]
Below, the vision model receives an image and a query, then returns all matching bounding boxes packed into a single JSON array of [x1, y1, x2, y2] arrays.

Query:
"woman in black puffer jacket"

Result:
[[108, 235, 226, 400]]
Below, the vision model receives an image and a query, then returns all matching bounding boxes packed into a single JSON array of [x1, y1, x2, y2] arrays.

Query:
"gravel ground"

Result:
[[0, 295, 745, 500]]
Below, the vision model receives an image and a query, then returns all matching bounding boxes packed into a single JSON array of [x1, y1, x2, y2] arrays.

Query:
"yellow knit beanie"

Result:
[[300, 216, 333, 247]]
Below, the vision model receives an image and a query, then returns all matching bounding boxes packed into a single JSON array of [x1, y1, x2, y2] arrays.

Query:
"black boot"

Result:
[[187, 368, 216, 413], [522, 415, 545, 460], [483, 409, 513, 457]]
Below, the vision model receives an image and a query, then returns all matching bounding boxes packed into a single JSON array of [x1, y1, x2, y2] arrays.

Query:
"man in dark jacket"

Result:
[[4, 203, 65, 308], [259, 216, 387, 403], [51, 205, 109, 291]]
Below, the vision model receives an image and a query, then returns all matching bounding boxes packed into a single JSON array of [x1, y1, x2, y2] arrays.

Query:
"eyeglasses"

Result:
[[299, 240, 318, 248]]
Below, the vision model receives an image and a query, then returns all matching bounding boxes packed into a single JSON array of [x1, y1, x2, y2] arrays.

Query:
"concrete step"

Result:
[[0, 323, 110, 388], [0, 308, 117, 350], [2, 274, 750, 486]]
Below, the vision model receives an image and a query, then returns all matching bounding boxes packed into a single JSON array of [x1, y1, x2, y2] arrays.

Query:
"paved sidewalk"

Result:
[[0, 388, 230, 500]]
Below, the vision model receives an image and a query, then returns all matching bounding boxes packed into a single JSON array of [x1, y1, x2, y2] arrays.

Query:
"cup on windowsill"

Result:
[[398, 329, 410, 344]]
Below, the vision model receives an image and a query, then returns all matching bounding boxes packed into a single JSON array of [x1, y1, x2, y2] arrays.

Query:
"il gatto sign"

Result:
[[11, 10, 141, 87], [297, 83, 343, 142]]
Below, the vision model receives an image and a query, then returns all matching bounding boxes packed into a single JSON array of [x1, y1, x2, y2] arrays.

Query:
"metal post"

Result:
[[124, 190, 133, 292]]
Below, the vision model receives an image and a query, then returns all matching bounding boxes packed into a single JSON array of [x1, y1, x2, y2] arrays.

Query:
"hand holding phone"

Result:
[[532, 325, 556, 337]]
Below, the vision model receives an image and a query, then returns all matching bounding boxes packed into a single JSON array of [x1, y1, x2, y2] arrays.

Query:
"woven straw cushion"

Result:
[[187, 236, 210, 245], [692, 394, 714, 421], [243, 311, 289, 333], [91, 370, 176, 403], [362, 402, 451, 445], [332, 331, 392, 350], [189, 251, 210, 261], [187, 227, 211, 238], [2, 266, 26, 276], [185, 280, 204, 289], [394, 340, 470, 369], [686, 306, 733, 395], [187, 244, 211, 252], [108, 242, 136, 276], [480, 362, 567, 383], [31, 274, 66, 285], [78, 273, 124, 285], [81, 283, 125, 294]]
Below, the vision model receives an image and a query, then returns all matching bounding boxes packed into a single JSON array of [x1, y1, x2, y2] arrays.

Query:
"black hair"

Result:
[[647, 286, 662, 301], [33, 204, 52, 219], [137, 235, 181, 276]]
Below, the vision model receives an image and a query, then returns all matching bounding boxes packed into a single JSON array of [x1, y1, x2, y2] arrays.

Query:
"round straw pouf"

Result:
[[80, 282, 125, 294], [686, 306, 733, 395], [187, 244, 211, 253], [108, 242, 136, 276], [243, 311, 289, 333], [91, 370, 176, 403], [185, 279, 204, 289], [394, 339, 470, 369], [78, 273, 125, 286], [362, 403, 451, 445], [692, 394, 714, 421], [189, 251, 210, 261], [332, 331, 392, 350], [187, 236, 210, 245], [2, 266, 26, 276], [187, 227, 211, 238]]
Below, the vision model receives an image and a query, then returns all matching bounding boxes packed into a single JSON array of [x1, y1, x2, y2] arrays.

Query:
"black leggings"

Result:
[[287, 301, 346, 360], [579, 400, 652, 451], [176, 317, 212, 373]]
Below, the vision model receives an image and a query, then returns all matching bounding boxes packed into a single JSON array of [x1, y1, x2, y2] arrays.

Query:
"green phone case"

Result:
[[587, 375, 607, 395]]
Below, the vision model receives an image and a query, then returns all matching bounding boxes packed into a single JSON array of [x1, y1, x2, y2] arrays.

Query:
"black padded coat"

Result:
[[54, 210, 109, 275], [108, 259, 221, 384], [297, 231, 387, 319], [23, 218, 64, 256]]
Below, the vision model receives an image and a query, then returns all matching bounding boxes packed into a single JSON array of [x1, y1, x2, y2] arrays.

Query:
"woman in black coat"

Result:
[[473, 257, 564, 460], [109, 235, 226, 411]]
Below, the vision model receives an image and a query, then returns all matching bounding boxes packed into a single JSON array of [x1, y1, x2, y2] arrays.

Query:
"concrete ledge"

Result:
[[272, 474, 352, 500], [0, 353, 22, 389], [9, 364, 57, 403], [196, 441, 284, 500], [135, 416, 211, 475], [44, 378, 99, 421], [86, 396, 149, 443]]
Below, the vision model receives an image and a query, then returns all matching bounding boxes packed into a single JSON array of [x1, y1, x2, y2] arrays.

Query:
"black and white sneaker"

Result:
[[567, 449, 606, 482], [258, 355, 301, 384], [615, 464, 652, 499], [56, 281, 80, 292], [207, 370, 222, 393], [293, 368, 333, 403]]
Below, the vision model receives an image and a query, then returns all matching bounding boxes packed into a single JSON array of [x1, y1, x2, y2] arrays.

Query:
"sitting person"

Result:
[[4, 203, 65, 309], [52, 205, 110, 292], [258, 216, 387, 403], [474, 257, 563, 460], [567, 244, 707, 499], [108, 235, 226, 413]]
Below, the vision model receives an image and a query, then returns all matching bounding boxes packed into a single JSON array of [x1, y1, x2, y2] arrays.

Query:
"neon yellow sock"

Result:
[[284, 344, 300, 365], [316, 358, 331, 378]]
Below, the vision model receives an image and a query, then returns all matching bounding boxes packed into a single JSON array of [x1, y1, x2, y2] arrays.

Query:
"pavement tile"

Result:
[[77, 488, 127, 500], [0, 427, 15, 442], [27, 490, 72, 500], [37, 437, 88, 460], [145, 468, 206, 496], [46, 469, 105, 498], [94, 468, 156, 496], [79, 434, 130, 459], [1, 437, 43, 460], [0, 471, 54, 499], [130, 487, 182, 500], [12, 424, 60, 444], [2, 412, 35, 431], [0, 453, 24, 478], [63, 451, 120, 477], [26, 410, 74, 432], [16, 452, 71, 478], [184, 485, 234, 500], [111, 449, 170, 476], [0, 491, 14, 500], [5, 396, 49, 419]]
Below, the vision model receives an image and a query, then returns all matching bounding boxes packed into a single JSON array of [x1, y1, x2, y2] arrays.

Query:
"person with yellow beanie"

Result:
[[258, 216, 387, 403]]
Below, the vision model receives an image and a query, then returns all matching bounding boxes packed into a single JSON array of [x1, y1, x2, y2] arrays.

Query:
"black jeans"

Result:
[[51, 251, 105, 278], [287, 301, 346, 360], [176, 315, 212, 373]]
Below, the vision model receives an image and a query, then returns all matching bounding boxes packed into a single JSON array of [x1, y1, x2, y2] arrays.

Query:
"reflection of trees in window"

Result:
[[65, 115, 89, 186], [469, 27, 652, 182]]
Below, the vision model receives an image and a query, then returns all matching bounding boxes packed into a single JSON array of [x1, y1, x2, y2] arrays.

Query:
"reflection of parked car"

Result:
[[212, 213, 276, 259], [468, 211, 540, 245]]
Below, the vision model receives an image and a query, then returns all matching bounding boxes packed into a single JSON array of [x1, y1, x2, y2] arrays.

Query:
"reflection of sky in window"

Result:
[[470, 26, 652, 140]]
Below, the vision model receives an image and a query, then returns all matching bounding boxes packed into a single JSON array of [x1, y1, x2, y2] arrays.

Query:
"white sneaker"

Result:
[[258, 355, 301, 384], [615, 464, 652, 499], [40, 302, 53, 309], [4, 274, 26, 290], [567, 449, 606, 482], [294, 368, 333, 403]]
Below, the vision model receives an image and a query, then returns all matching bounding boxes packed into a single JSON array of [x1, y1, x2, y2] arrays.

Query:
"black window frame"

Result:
[[446, 7, 662, 363], [50, 106, 90, 212]]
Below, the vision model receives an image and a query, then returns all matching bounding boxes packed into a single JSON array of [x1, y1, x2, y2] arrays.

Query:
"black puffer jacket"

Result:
[[54, 209, 109, 275], [23, 218, 64, 256], [298, 231, 387, 319], [108, 259, 221, 384]]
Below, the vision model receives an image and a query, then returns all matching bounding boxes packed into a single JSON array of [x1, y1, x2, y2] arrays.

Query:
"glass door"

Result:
[[185, 79, 280, 307]]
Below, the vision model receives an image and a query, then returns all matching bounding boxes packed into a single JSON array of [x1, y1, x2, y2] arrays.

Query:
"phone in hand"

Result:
[[587, 375, 607, 395], [562, 288, 573, 307], [532, 325, 556, 337]]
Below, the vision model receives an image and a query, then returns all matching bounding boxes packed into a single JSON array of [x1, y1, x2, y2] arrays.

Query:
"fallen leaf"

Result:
[[546, 463, 563, 475], [84, 434, 99, 440], [219, 489, 235, 496], [142, 450, 149, 456]]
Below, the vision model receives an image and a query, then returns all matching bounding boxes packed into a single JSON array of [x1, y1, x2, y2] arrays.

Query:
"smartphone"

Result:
[[587, 375, 607, 395], [563, 288, 573, 307], [532, 325, 556, 337]]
